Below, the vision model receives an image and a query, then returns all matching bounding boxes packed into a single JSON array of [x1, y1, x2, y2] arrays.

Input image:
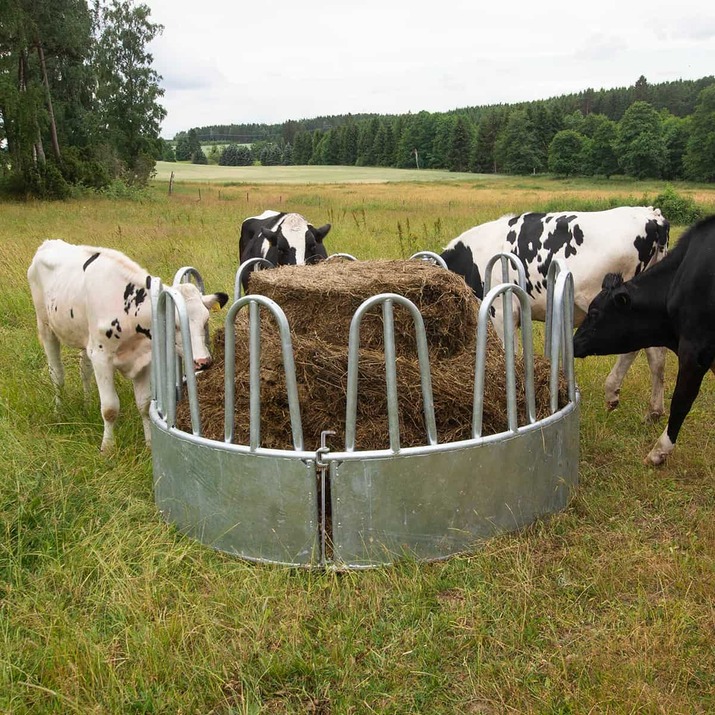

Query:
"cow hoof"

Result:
[[606, 400, 620, 412], [644, 410, 664, 424], [644, 450, 667, 467]]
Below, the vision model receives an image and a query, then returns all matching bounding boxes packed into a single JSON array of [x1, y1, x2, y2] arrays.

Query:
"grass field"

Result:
[[1, 174, 714, 713], [154, 162, 495, 184]]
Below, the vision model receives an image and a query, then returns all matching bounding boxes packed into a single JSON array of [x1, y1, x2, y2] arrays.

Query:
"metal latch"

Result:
[[316, 430, 335, 564]]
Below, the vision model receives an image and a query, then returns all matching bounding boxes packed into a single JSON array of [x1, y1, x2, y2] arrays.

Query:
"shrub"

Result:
[[652, 185, 703, 225], [99, 179, 150, 200]]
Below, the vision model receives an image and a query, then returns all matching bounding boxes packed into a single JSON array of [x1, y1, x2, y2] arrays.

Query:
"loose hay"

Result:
[[176, 260, 567, 450], [245, 260, 479, 358]]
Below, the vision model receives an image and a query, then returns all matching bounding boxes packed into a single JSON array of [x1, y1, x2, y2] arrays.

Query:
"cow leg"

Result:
[[132, 366, 152, 447], [90, 356, 119, 452], [604, 351, 637, 411], [38, 326, 65, 408], [644, 346, 666, 422], [79, 349, 94, 400], [645, 344, 708, 466]]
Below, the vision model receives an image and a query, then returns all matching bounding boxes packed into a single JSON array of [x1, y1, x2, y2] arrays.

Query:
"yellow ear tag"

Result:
[[211, 302, 221, 312]]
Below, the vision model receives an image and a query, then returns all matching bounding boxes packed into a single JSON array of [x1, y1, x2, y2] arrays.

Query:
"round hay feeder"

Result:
[[149, 255, 579, 568]]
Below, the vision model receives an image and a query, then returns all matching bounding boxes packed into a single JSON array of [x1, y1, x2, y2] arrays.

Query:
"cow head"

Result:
[[573, 273, 636, 358], [262, 213, 331, 267], [174, 283, 229, 370]]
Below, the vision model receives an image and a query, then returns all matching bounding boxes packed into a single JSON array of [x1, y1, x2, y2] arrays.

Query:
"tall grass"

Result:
[[0, 176, 713, 713]]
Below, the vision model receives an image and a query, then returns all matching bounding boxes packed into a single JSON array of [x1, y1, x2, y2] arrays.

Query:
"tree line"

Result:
[[0, 0, 165, 198], [181, 76, 715, 182]]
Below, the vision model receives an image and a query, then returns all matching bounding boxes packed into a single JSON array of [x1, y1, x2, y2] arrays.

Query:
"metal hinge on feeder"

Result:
[[315, 430, 336, 564]]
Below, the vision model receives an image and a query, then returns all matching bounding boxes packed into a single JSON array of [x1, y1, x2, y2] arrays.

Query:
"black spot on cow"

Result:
[[136, 324, 152, 340], [145, 275, 151, 290], [123, 283, 135, 313], [512, 214, 548, 261], [83, 252, 100, 271], [543, 215, 582, 258], [123, 282, 147, 315], [70, 308, 74, 319], [533, 215, 585, 290], [511, 214, 547, 295], [133, 287, 146, 315], [538, 253, 553, 285], [105, 318, 123, 339], [440, 241, 484, 299], [507, 216, 519, 227]]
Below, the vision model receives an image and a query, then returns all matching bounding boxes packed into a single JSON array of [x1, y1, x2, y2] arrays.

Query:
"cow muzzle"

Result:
[[194, 356, 213, 371]]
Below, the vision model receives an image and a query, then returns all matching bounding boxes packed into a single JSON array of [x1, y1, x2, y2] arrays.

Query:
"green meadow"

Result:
[[1, 173, 714, 714]]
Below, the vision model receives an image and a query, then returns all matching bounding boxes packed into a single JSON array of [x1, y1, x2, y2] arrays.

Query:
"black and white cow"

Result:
[[28, 239, 228, 451], [440, 206, 670, 420], [574, 215, 715, 466], [238, 210, 331, 291]]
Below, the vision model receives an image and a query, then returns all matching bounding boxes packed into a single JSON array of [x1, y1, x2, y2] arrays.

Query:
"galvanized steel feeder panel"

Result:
[[151, 420, 320, 566], [328, 401, 579, 568]]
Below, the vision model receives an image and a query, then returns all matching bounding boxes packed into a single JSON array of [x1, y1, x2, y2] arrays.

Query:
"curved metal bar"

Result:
[[325, 252, 358, 262], [382, 300, 400, 451], [473, 283, 535, 438], [544, 257, 568, 356], [483, 252, 527, 294], [549, 270, 576, 413], [149, 276, 162, 405], [233, 257, 275, 301], [156, 287, 200, 435], [409, 251, 448, 269], [483, 252, 527, 350], [172, 266, 208, 402], [172, 266, 205, 292], [345, 293, 437, 453], [223, 294, 303, 451]]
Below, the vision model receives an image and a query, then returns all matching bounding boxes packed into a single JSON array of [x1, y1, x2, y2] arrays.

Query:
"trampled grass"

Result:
[[0, 175, 714, 713]]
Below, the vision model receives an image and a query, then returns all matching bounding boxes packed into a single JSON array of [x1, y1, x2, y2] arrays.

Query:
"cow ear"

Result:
[[614, 287, 631, 309], [601, 272, 623, 290], [204, 292, 229, 311], [313, 223, 331, 242], [262, 228, 278, 245]]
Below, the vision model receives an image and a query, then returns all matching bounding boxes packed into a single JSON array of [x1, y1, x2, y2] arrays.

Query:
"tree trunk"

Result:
[[36, 42, 61, 161], [17, 49, 44, 167]]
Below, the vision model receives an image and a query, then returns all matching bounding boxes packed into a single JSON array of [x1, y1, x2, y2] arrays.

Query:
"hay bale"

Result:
[[246, 260, 479, 358], [176, 261, 567, 450]]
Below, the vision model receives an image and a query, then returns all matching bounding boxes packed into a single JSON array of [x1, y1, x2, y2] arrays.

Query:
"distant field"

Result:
[[154, 161, 494, 184]]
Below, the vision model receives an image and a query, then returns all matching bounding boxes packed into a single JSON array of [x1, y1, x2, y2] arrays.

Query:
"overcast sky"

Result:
[[143, 0, 715, 139]]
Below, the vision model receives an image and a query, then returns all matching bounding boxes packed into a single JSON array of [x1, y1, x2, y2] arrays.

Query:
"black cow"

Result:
[[574, 215, 715, 465], [440, 206, 670, 421], [238, 210, 331, 291]]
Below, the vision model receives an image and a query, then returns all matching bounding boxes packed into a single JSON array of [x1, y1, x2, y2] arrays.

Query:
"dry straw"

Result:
[[177, 260, 566, 450]]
